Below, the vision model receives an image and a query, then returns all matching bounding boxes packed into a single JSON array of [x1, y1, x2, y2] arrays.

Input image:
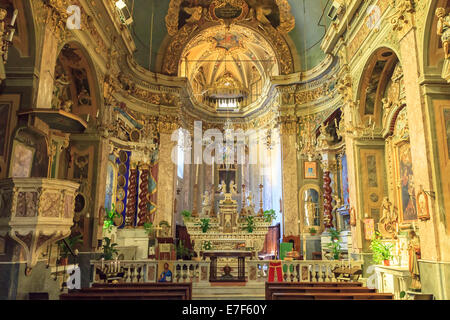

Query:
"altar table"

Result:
[[202, 251, 254, 282]]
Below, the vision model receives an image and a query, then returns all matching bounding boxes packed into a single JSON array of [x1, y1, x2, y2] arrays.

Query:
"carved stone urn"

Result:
[[0, 178, 79, 274]]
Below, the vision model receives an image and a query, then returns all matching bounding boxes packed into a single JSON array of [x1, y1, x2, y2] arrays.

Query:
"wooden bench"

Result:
[[271, 292, 394, 300], [92, 282, 192, 299], [265, 282, 363, 300], [60, 283, 192, 300]]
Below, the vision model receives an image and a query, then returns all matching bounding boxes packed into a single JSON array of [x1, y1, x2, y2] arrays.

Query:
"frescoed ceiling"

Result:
[[129, 0, 332, 73]]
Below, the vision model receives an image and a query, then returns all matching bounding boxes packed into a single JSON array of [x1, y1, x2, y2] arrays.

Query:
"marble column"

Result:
[[280, 118, 299, 237], [397, 22, 441, 260], [155, 130, 177, 235]]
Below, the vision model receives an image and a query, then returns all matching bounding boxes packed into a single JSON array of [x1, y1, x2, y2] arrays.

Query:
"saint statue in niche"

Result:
[[304, 196, 316, 227]]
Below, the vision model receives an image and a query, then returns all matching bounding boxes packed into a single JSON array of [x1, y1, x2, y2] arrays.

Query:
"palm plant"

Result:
[[370, 232, 393, 265], [104, 204, 121, 232], [263, 209, 277, 223], [101, 237, 118, 260], [243, 216, 256, 233], [196, 218, 211, 233]]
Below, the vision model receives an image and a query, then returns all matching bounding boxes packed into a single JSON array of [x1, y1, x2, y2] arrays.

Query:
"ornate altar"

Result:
[[184, 186, 271, 257]]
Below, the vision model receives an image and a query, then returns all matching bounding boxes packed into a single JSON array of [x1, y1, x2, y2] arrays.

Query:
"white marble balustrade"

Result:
[[246, 260, 363, 283], [91, 260, 210, 284]]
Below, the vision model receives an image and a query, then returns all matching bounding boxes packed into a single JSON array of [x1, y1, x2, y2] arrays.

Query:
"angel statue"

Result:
[[316, 124, 334, 150], [184, 6, 203, 24], [436, 7, 450, 59], [218, 180, 227, 195], [202, 191, 210, 207], [229, 180, 237, 195]]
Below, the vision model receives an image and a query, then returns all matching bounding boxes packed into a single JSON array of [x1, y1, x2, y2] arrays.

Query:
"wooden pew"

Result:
[[271, 292, 394, 300], [265, 282, 363, 300], [92, 282, 192, 299], [60, 283, 192, 300]]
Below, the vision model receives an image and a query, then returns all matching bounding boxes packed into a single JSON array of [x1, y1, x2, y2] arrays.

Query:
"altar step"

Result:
[[192, 282, 265, 300]]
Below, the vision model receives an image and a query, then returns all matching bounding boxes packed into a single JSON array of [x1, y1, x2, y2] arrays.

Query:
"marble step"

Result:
[[192, 283, 265, 300]]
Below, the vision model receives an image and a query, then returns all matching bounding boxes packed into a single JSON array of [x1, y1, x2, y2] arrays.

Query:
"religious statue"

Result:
[[246, 192, 256, 215], [316, 124, 334, 150], [201, 191, 212, 217], [229, 180, 237, 195], [219, 180, 227, 195], [408, 230, 421, 291], [52, 70, 71, 110], [436, 7, 450, 59], [305, 196, 317, 227], [184, 6, 203, 23], [202, 191, 210, 207], [378, 197, 398, 239]]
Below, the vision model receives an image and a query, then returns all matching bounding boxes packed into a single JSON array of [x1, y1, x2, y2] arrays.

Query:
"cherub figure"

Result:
[[229, 180, 237, 195], [436, 7, 450, 59], [218, 180, 227, 195], [202, 191, 210, 207]]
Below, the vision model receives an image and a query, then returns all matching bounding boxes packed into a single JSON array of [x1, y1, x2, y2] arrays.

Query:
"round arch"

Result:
[[53, 41, 101, 118], [355, 47, 402, 128]]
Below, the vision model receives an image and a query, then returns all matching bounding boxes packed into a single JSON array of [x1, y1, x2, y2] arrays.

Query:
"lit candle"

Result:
[[10, 9, 18, 26], [86, 114, 90, 122], [211, 156, 214, 183], [7, 29, 15, 42], [195, 164, 199, 185]]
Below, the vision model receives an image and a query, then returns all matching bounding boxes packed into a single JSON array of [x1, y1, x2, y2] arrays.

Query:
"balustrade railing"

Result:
[[247, 260, 363, 283], [91, 259, 362, 285], [91, 260, 210, 285]]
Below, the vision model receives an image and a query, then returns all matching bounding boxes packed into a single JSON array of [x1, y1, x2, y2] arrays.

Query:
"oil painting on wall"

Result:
[[398, 144, 417, 222], [9, 142, 34, 178]]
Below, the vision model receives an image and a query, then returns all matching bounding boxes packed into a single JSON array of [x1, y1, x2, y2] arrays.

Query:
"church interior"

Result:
[[0, 0, 449, 301]]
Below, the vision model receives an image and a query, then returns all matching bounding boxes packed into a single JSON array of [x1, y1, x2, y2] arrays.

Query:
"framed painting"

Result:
[[396, 143, 418, 222], [157, 261, 174, 283], [9, 141, 34, 178], [304, 161, 317, 179]]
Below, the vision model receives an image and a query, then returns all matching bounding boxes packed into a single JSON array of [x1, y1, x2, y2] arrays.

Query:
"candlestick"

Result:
[[211, 156, 214, 182], [195, 164, 199, 184], [10, 9, 18, 26]]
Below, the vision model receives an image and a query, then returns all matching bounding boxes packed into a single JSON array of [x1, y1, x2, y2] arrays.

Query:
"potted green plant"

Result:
[[196, 218, 211, 233], [101, 237, 119, 261], [202, 241, 213, 251], [326, 228, 342, 260], [370, 232, 393, 266], [181, 210, 192, 221], [309, 227, 317, 236], [104, 204, 122, 232], [58, 235, 83, 266], [144, 222, 155, 238], [176, 241, 193, 260], [263, 209, 277, 223], [243, 216, 256, 233]]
